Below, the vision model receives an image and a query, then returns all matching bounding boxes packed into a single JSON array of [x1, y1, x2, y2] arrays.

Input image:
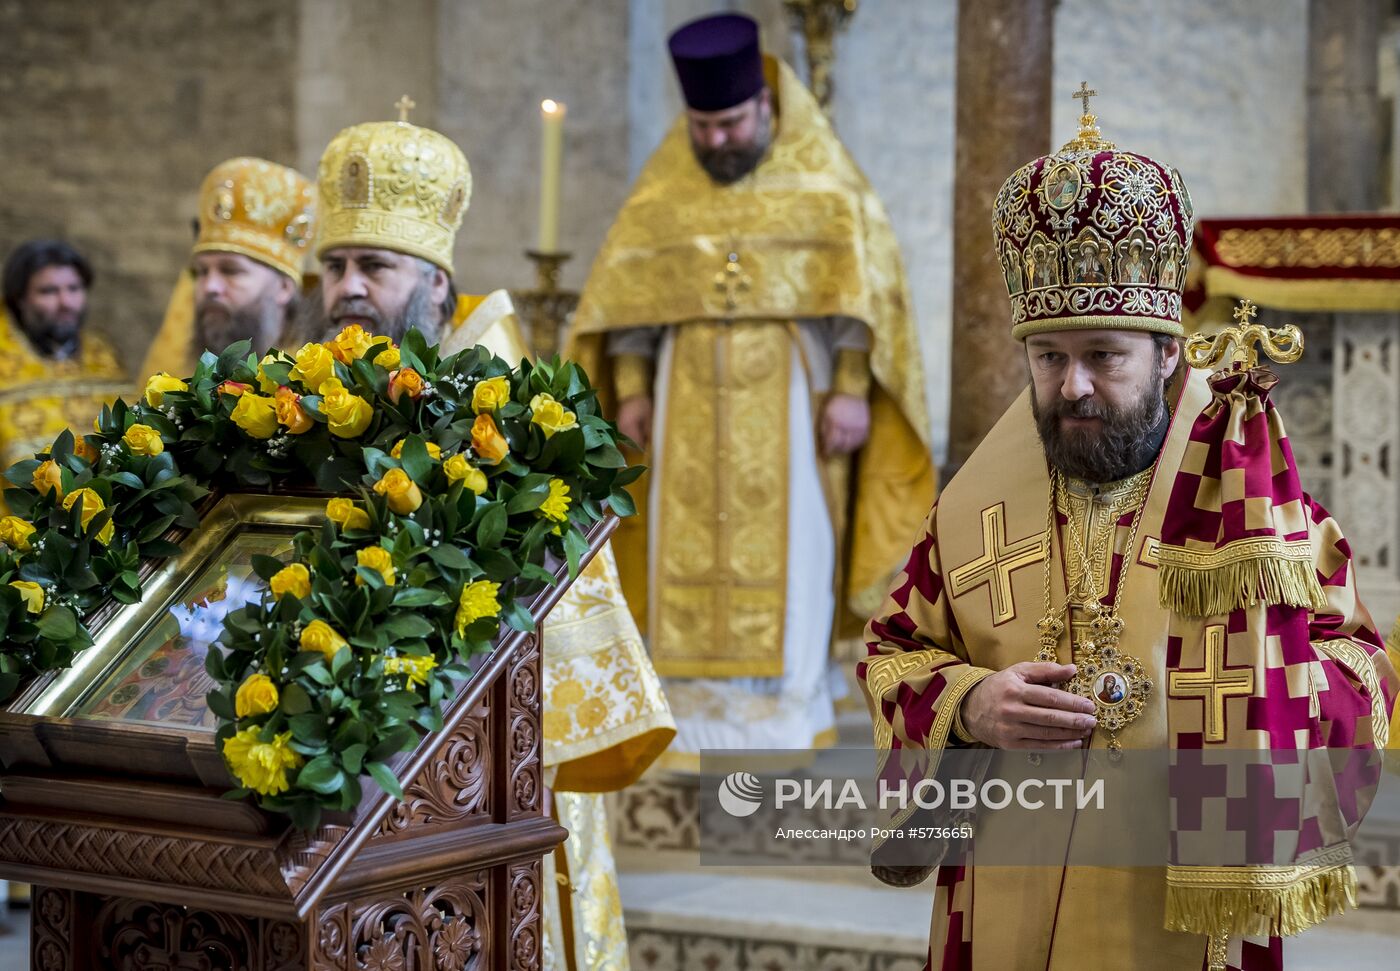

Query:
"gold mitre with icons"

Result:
[[194, 157, 315, 282], [315, 96, 471, 276]]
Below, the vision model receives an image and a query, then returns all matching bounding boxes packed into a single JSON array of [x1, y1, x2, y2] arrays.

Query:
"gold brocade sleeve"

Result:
[[542, 544, 675, 792], [832, 348, 872, 400]]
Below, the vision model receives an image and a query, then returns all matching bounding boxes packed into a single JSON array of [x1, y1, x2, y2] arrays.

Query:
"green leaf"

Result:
[[563, 526, 590, 580], [392, 587, 445, 607], [503, 599, 536, 633], [366, 760, 405, 800], [607, 487, 637, 518], [383, 614, 434, 641], [289, 712, 329, 745], [36, 607, 77, 640], [476, 503, 507, 548], [400, 436, 433, 483], [586, 443, 627, 469], [280, 682, 312, 716], [295, 755, 345, 794], [205, 689, 236, 721], [341, 743, 367, 775], [427, 544, 473, 571]]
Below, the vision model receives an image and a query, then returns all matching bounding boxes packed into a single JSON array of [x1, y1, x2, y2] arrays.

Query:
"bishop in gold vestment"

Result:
[[861, 102, 1397, 971], [306, 109, 675, 970], [570, 14, 933, 761]]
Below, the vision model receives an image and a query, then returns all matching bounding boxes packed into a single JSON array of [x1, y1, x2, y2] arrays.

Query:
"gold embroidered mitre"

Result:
[[315, 116, 471, 275], [194, 157, 315, 282]]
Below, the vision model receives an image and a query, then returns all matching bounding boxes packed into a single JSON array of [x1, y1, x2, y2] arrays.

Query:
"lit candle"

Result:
[[538, 99, 566, 252]]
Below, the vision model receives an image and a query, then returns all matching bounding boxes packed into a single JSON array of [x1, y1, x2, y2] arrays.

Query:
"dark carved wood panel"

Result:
[[0, 818, 290, 898], [373, 701, 490, 840], [31, 886, 74, 971], [506, 635, 540, 820], [507, 860, 541, 971], [94, 898, 259, 970], [315, 870, 490, 971]]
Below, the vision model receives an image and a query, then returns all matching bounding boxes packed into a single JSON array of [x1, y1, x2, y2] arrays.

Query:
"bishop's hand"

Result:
[[960, 662, 1097, 749]]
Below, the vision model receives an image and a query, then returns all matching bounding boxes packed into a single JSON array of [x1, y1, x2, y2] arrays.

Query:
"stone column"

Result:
[[1307, 0, 1384, 211], [946, 0, 1054, 474]]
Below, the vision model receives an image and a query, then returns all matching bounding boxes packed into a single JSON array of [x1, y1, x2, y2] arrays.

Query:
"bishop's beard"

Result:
[[194, 292, 284, 357], [295, 280, 440, 346], [1031, 373, 1171, 484]]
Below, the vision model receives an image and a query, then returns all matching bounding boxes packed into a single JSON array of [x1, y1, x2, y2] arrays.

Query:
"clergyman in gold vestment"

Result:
[[860, 102, 1397, 971], [570, 14, 934, 763], [305, 108, 675, 970], [0, 239, 128, 470], [139, 157, 316, 386]]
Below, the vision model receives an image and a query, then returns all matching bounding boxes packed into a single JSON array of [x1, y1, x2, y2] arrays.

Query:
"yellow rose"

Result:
[[0, 516, 36, 551], [321, 385, 374, 439], [270, 562, 311, 600], [222, 727, 302, 796], [389, 438, 441, 461], [290, 341, 336, 391], [123, 423, 164, 456], [9, 580, 44, 614], [388, 367, 427, 404], [274, 386, 314, 435], [326, 497, 370, 531], [529, 393, 578, 438], [235, 672, 280, 717], [470, 414, 510, 465], [382, 653, 437, 688], [299, 619, 348, 661], [355, 545, 396, 586], [329, 324, 374, 365], [443, 454, 488, 495], [471, 375, 511, 414], [373, 467, 423, 514], [455, 579, 501, 635], [374, 345, 401, 370], [33, 459, 64, 499], [538, 478, 571, 523], [62, 488, 114, 544], [143, 372, 188, 407], [230, 392, 278, 440], [255, 354, 282, 393]]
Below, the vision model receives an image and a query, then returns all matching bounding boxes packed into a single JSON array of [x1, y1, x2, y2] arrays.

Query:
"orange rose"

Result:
[[388, 367, 426, 404], [32, 459, 64, 498], [329, 324, 374, 364], [274, 387, 314, 434], [471, 414, 510, 465], [218, 380, 251, 397]]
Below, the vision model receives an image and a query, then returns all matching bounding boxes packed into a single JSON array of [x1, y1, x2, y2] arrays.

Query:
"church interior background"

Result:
[[3, 0, 1400, 968]]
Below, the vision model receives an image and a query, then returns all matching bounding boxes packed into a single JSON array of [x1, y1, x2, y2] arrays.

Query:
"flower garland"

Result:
[[0, 326, 638, 829]]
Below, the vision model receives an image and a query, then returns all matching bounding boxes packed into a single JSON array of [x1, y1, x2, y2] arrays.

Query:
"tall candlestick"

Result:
[[538, 99, 566, 252]]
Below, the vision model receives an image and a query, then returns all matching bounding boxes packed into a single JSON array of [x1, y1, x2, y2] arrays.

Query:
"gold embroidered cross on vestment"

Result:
[[1168, 624, 1255, 743], [947, 502, 1046, 625]]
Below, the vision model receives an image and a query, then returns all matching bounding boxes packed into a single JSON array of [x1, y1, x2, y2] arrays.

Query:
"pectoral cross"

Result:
[[948, 502, 1047, 625], [395, 94, 416, 123], [1072, 81, 1097, 115], [1184, 297, 1305, 371], [1169, 625, 1255, 743], [713, 245, 752, 316]]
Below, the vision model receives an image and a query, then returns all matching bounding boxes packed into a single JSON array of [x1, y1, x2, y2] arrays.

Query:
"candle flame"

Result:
[[541, 99, 564, 115]]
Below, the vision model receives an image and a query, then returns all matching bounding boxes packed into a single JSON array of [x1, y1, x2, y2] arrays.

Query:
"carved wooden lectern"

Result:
[[0, 492, 613, 970]]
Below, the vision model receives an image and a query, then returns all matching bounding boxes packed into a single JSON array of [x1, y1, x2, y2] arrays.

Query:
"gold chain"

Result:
[[1034, 467, 1154, 755]]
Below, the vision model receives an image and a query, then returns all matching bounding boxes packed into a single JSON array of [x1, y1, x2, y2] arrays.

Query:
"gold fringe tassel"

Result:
[[1158, 556, 1328, 618], [1164, 864, 1357, 939]]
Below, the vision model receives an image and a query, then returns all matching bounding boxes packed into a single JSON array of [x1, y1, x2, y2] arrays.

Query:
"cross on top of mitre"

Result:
[[1059, 80, 1115, 153], [395, 94, 416, 123]]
